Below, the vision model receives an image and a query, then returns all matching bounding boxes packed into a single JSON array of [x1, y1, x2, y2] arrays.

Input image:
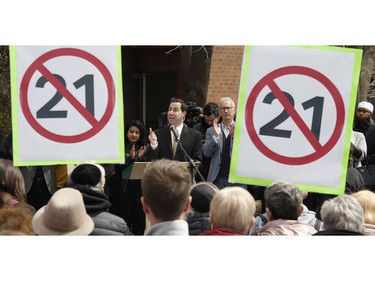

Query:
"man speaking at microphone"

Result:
[[148, 97, 202, 163]]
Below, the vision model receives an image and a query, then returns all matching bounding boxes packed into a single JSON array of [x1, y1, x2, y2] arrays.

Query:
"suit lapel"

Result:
[[219, 125, 225, 152], [164, 127, 173, 153], [176, 124, 187, 157]]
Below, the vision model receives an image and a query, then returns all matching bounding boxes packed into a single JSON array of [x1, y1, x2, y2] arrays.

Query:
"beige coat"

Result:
[[253, 219, 317, 236]]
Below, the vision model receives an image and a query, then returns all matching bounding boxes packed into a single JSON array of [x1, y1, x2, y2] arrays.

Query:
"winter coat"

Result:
[[200, 228, 245, 236], [187, 216, 211, 235], [313, 229, 363, 235], [67, 183, 133, 235], [253, 219, 317, 236], [145, 220, 189, 235], [249, 205, 323, 235]]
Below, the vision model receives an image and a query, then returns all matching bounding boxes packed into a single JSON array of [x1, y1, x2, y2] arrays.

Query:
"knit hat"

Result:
[[190, 182, 219, 213], [69, 163, 105, 191], [32, 188, 94, 235], [357, 101, 374, 113]]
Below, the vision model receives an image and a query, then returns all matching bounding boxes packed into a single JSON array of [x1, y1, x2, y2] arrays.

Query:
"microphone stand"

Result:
[[174, 136, 205, 183]]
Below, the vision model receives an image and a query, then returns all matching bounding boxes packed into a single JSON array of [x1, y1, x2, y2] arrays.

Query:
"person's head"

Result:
[[168, 97, 187, 127], [264, 180, 303, 221], [218, 97, 236, 123], [141, 159, 191, 224], [202, 102, 219, 127], [0, 158, 26, 203], [67, 162, 106, 193], [355, 101, 373, 121], [320, 194, 364, 233], [351, 190, 375, 225], [0, 206, 35, 235], [125, 120, 147, 146], [189, 181, 219, 215], [32, 188, 94, 235], [210, 187, 256, 234]]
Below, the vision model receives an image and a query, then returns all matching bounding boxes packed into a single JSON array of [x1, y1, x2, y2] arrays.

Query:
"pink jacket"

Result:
[[253, 219, 317, 236]]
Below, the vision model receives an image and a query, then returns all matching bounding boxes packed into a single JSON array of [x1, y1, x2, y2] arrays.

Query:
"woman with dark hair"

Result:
[[107, 120, 148, 235]]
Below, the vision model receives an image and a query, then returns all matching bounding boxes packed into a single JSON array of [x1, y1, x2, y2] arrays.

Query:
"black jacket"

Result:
[[148, 124, 202, 162], [187, 216, 211, 236], [353, 119, 375, 164], [313, 229, 363, 235], [67, 184, 133, 235]]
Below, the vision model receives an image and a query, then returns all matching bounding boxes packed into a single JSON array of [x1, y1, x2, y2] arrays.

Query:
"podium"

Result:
[[122, 162, 150, 180]]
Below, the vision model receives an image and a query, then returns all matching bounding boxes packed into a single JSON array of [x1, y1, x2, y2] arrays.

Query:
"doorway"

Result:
[[144, 72, 177, 130]]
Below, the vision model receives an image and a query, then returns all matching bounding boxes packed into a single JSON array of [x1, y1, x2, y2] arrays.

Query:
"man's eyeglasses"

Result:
[[220, 107, 234, 111]]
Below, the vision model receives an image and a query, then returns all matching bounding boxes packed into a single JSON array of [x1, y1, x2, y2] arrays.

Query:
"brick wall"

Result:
[[206, 46, 244, 106]]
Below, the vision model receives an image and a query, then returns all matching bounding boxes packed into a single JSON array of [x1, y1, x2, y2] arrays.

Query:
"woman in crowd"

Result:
[[352, 190, 375, 235], [0, 158, 35, 214], [107, 120, 148, 235]]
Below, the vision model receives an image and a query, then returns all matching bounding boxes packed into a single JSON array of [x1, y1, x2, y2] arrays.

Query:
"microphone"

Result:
[[169, 124, 180, 142]]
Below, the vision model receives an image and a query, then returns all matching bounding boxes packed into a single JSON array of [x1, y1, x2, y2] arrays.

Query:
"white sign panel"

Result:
[[230, 46, 362, 195], [10, 46, 124, 166]]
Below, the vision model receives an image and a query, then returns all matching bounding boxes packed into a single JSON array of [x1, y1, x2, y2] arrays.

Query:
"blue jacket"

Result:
[[203, 125, 233, 182]]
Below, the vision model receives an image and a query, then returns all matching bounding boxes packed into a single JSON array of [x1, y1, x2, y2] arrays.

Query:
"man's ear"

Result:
[[249, 216, 255, 229], [246, 216, 255, 234], [209, 211, 215, 229], [266, 207, 273, 221], [297, 205, 304, 217], [183, 196, 192, 213], [141, 197, 149, 214]]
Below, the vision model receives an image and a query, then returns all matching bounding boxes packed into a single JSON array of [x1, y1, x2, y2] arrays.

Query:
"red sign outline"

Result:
[[20, 47, 116, 143], [245, 66, 345, 165]]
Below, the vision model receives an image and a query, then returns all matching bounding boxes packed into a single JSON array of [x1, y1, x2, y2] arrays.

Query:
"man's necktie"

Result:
[[172, 132, 179, 159]]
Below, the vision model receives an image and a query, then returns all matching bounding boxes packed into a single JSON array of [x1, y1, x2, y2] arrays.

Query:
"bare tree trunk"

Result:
[[181, 46, 213, 107], [358, 46, 375, 102], [0, 45, 11, 136]]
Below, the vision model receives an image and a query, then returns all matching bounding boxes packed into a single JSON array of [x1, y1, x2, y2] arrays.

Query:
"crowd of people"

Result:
[[1, 97, 375, 236]]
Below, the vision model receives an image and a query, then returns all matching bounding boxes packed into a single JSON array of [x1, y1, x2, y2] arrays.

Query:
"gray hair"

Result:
[[218, 97, 235, 108], [320, 195, 364, 233], [264, 180, 303, 220]]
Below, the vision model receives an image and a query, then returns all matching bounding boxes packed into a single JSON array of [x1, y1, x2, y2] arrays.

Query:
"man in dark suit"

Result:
[[148, 97, 202, 163]]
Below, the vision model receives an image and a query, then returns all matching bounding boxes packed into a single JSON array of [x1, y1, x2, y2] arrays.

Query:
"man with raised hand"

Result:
[[148, 97, 202, 162]]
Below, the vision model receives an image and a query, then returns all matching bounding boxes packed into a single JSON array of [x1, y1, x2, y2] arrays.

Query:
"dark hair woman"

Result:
[[107, 120, 148, 235]]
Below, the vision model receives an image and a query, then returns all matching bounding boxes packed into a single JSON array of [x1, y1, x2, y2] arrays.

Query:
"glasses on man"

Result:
[[220, 107, 234, 111]]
